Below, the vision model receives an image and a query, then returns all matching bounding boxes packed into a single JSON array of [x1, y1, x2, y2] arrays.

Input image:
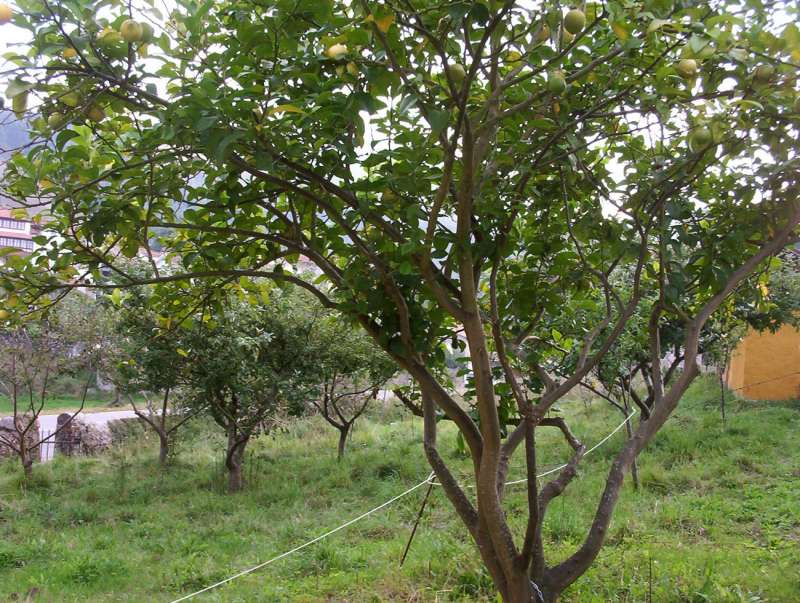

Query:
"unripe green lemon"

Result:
[[446, 63, 467, 84], [48, 112, 65, 129], [12, 92, 28, 118], [564, 9, 586, 35], [676, 58, 697, 79], [689, 126, 712, 148], [535, 23, 550, 43], [547, 71, 567, 95], [140, 22, 155, 43], [60, 91, 80, 107], [753, 64, 774, 83], [120, 19, 144, 43], [86, 105, 106, 122]]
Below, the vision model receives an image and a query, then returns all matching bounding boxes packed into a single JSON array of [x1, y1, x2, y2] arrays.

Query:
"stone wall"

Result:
[[54, 414, 111, 456], [0, 414, 40, 460]]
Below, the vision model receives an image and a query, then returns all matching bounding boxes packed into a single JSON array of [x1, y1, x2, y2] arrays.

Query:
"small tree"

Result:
[[310, 313, 395, 460], [109, 282, 201, 465], [0, 317, 90, 479], [180, 288, 319, 492]]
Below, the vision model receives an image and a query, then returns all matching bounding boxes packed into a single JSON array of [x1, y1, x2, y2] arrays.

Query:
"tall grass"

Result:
[[0, 376, 797, 602]]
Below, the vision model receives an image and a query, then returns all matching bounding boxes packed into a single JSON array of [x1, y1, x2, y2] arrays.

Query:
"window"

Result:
[[0, 218, 26, 231], [0, 236, 34, 251]]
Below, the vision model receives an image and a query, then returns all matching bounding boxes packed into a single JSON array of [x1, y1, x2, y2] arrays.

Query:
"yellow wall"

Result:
[[726, 324, 800, 401]]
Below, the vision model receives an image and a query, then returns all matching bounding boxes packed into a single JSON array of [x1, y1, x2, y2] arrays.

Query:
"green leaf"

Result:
[[426, 109, 450, 135], [5, 78, 34, 99], [213, 131, 243, 161], [397, 94, 418, 116]]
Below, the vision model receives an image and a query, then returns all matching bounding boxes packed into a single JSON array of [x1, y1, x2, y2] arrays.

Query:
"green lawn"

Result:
[[1, 376, 798, 602], [0, 395, 118, 416]]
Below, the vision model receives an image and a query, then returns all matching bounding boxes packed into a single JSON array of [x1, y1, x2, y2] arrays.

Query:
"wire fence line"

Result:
[[169, 410, 637, 602], [168, 372, 800, 601]]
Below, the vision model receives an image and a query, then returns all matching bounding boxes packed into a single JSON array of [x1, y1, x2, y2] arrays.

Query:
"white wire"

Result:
[[170, 409, 636, 602], [169, 472, 435, 603], [503, 408, 637, 486]]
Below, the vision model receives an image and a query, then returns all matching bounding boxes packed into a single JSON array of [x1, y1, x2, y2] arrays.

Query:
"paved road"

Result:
[[36, 409, 137, 432]]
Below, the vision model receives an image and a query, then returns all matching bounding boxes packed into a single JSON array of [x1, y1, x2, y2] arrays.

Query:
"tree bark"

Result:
[[225, 428, 248, 493], [19, 445, 33, 482], [158, 430, 169, 465], [622, 397, 639, 491], [336, 423, 350, 461]]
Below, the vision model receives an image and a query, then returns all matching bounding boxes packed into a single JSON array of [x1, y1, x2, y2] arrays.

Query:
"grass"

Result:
[[0, 395, 119, 416], [0, 376, 798, 602]]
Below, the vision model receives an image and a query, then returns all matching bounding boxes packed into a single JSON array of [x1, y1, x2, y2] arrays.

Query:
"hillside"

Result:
[[1, 377, 798, 602]]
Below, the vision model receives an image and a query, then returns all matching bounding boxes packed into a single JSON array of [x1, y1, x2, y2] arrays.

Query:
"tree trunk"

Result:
[[622, 398, 639, 491], [19, 447, 33, 482], [496, 570, 560, 603], [225, 429, 248, 493], [336, 423, 350, 461], [158, 431, 169, 466], [505, 572, 536, 603]]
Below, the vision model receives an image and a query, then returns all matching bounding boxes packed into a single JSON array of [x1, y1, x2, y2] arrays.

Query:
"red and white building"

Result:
[[0, 207, 39, 257]]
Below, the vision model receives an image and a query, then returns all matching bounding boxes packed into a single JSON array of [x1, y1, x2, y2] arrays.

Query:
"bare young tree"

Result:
[[308, 311, 395, 460], [0, 326, 89, 479]]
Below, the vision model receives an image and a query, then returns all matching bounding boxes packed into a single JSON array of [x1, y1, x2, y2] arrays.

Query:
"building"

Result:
[[0, 207, 39, 257], [725, 245, 800, 401], [726, 324, 800, 401]]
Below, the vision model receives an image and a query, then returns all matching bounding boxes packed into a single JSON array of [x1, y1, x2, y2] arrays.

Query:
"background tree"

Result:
[[178, 287, 320, 492], [309, 312, 395, 460], [1, 0, 799, 600], [109, 282, 202, 465], [0, 301, 98, 479]]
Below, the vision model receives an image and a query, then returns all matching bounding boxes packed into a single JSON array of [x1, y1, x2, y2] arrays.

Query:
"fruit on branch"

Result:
[[535, 23, 550, 43], [753, 64, 774, 83], [63, 47, 78, 59], [561, 29, 575, 45], [120, 19, 144, 43], [676, 58, 697, 79], [445, 63, 467, 85], [60, 91, 80, 107], [689, 126, 712, 149], [346, 61, 359, 76], [140, 22, 155, 43], [98, 29, 127, 58], [98, 29, 123, 46], [547, 70, 567, 95], [0, 3, 11, 24], [86, 104, 106, 122], [47, 112, 65, 128], [325, 43, 348, 59], [564, 9, 586, 35]]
